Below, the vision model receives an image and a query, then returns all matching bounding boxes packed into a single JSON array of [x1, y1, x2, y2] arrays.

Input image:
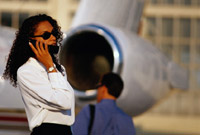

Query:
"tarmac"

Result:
[[0, 113, 199, 135]]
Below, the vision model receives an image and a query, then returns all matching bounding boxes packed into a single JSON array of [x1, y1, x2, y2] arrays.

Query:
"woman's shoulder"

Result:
[[17, 62, 35, 75], [17, 58, 40, 75]]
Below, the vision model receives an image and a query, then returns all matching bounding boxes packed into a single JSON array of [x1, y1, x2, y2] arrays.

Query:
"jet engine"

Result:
[[58, 0, 188, 116]]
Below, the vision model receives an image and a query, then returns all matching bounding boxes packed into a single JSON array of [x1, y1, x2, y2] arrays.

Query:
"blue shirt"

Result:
[[72, 99, 136, 135]]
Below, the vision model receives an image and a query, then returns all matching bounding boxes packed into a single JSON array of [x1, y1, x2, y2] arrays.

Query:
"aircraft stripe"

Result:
[[0, 116, 27, 122]]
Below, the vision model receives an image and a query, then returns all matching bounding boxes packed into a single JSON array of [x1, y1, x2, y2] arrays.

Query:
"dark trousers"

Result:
[[31, 123, 72, 135]]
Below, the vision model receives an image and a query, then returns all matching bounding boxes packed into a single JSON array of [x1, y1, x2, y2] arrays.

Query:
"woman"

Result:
[[3, 14, 74, 135]]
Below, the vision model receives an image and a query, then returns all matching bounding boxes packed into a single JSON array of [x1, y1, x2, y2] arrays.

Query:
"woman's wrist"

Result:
[[47, 65, 57, 73], [45, 62, 57, 73]]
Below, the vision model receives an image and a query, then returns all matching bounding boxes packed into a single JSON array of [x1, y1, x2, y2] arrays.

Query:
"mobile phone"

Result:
[[29, 39, 36, 46], [29, 39, 59, 54], [29, 39, 45, 48]]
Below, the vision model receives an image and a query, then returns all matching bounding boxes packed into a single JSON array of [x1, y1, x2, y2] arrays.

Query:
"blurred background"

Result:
[[0, 0, 200, 134]]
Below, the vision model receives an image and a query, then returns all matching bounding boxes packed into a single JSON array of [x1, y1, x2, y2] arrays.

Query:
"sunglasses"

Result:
[[31, 30, 57, 40]]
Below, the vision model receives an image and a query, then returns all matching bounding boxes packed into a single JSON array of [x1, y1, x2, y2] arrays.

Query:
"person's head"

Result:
[[3, 14, 63, 87], [96, 72, 124, 102], [19, 14, 63, 55]]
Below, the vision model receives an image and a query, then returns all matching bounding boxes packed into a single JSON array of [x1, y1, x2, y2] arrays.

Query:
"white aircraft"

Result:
[[0, 0, 188, 127], [60, 0, 188, 116]]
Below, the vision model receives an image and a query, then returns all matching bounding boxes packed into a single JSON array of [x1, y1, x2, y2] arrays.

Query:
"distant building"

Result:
[[143, 0, 200, 91], [142, 0, 200, 115], [0, 0, 80, 31]]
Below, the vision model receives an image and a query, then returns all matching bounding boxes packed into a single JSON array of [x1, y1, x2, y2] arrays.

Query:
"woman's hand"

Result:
[[29, 40, 56, 72]]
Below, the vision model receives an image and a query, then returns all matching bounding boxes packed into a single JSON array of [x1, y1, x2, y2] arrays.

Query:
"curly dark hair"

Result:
[[3, 14, 64, 87]]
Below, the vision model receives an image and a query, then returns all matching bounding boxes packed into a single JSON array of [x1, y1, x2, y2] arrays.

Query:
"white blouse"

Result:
[[17, 57, 75, 131]]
